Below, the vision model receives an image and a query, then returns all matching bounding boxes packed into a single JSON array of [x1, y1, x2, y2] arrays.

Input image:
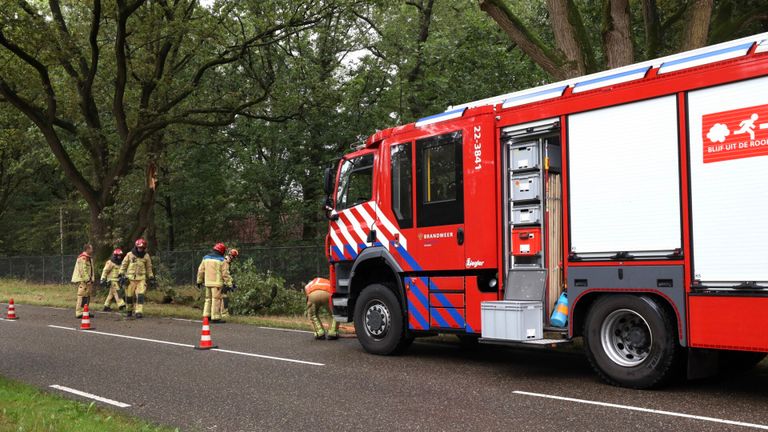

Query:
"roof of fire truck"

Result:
[[364, 31, 768, 148]]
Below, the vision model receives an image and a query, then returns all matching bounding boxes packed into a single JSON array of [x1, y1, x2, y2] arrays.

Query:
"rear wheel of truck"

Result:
[[584, 295, 680, 389], [354, 284, 411, 355]]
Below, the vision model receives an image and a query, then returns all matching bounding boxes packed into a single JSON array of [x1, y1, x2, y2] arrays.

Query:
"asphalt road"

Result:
[[1, 304, 767, 432]]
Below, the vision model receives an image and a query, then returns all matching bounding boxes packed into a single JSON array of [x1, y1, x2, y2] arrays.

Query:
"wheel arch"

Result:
[[348, 247, 405, 320], [571, 290, 684, 345]]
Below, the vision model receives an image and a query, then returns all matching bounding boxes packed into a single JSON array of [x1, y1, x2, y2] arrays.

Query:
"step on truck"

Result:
[[321, 32, 768, 388]]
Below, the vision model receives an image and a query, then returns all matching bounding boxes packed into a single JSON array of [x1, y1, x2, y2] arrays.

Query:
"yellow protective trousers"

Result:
[[104, 281, 126, 308], [306, 290, 338, 337], [125, 280, 147, 314], [75, 282, 94, 318], [203, 286, 223, 320], [216, 287, 230, 319]]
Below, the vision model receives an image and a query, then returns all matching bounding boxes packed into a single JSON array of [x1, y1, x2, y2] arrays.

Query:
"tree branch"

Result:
[[478, 0, 567, 80]]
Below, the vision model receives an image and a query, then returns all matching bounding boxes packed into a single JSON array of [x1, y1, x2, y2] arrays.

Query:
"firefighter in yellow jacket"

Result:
[[119, 238, 155, 319], [71, 243, 95, 319], [101, 248, 126, 312], [197, 243, 229, 323], [217, 248, 238, 321], [305, 277, 339, 340]]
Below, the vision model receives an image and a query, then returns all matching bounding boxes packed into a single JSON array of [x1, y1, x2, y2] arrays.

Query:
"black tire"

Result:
[[719, 351, 767, 375], [583, 295, 681, 389], [353, 284, 411, 355]]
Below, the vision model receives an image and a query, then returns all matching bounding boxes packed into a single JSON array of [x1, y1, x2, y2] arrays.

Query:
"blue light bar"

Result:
[[415, 107, 466, 127], [572, 66, 650, 93], [501, 85, 567, 109], [658, 42, 754, 74]]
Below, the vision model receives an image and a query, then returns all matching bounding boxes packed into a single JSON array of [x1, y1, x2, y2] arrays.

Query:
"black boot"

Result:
[[126, 311, 133, 318], [103, 306, 112, 312], [135, 313, 143, 319]]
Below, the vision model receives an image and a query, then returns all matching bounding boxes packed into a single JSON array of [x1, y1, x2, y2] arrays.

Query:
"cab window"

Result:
[[336, 153, 374, 210], [416, 131, 463, 227]]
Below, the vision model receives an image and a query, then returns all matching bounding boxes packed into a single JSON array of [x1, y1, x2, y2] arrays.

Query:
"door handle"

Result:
[[457, 227, 464, 245]]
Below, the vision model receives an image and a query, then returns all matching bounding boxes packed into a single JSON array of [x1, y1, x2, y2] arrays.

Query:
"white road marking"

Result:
[[43, 306, 68, 310], [212, 348, 324, 366], [0, 317, 18, 322], [49, 325, 195, 347], [171, 318, 202, 323], [48, 325, 324, 366], [49, 385, 131, 408], [257, 326, 313, 334], [513, 390, 768, 430]]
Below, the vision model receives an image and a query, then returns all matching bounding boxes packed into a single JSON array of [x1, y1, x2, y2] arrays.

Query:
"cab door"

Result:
[[410, 130, 466, 270]]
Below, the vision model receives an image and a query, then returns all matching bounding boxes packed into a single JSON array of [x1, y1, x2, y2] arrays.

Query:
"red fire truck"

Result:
[[322, 32, 768, 388]]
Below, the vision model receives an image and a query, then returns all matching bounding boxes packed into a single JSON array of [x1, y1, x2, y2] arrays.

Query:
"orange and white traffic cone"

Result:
[[5, 298, 18, 320], [80, 304, 94, 330], [194, 317, 217, 350]]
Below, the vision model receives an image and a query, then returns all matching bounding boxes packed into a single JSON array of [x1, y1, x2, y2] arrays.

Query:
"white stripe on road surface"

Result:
[[48, 325, 195, 348], [513, 390, 768, 430], [0, 317, 18, 322], [171, 319, 314, 335], [43, 306, 68, 310], [49, 385, 131, 408], [211, 348, 324, 366], [171, 318, 202, 323], [257, 326, 314, 334], [48, 325, 324, 366]]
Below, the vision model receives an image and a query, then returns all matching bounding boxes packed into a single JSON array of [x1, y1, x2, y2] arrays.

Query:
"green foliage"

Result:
[[228, 259, 306, 316]]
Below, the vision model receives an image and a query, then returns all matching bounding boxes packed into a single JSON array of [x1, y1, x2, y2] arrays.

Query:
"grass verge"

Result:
[[0, 375, 177, 432], [0, 278, 352, 333]]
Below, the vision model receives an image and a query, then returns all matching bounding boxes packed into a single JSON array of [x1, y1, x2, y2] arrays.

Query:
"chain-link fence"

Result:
[[0, 245, 327, 288]]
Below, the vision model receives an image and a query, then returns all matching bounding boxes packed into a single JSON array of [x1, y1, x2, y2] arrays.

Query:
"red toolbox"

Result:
[[512, 228, 541, 256]]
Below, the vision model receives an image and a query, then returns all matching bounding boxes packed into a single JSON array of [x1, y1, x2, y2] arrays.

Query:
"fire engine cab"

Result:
[[322, 32, 768, 388]]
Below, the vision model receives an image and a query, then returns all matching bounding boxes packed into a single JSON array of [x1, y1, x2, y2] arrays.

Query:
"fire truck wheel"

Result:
[[584, 295, 680, 389], [354, 284, 409, 355]]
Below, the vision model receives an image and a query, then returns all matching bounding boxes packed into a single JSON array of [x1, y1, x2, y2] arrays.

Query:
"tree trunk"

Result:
[[547, 0, 594, 76], [603, 0, 633, 68], [641, 0, 661, 58], [478, 0, 567, 80], [164, 195, 175, 251], [681, 0, 713, 50], [88, 205, 111, 262]]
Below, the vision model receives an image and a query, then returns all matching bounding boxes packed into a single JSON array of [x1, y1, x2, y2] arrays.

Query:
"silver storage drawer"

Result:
[[511, 173, 541, 202], [510, 142, 540, 170], [511, 204, 541, 225], [481, 300, 543, 341]]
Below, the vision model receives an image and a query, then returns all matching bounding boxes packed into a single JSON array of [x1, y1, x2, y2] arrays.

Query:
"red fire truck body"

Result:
[[323, 33, 768, 388]]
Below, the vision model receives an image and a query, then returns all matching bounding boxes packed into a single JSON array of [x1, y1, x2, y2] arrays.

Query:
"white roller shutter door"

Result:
[[568, 96, 681, 256]]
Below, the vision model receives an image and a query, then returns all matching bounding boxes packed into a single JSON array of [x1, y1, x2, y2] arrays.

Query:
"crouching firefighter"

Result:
[[71, 243, 95, 319], [197, 243, 227, 323], [101, 248, 126, 312], [305, 277, 339, 340], [119, 238, 156, 318], [218, 248, 238, 321]]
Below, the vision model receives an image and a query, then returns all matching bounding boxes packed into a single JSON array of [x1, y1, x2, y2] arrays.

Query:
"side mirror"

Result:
[[323, 167, 334, 196]]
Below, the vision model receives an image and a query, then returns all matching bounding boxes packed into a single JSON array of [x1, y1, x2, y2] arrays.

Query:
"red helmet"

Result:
[[135, 238, 147, 248], [229, 248, 239, 258], [113, 248, 124, 256], [213, 242, 227, 254]]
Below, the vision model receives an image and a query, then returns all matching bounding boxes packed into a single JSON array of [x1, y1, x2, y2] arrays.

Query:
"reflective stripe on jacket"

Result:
[[101, 260, 120, 282], [120, 251, 154, 281]]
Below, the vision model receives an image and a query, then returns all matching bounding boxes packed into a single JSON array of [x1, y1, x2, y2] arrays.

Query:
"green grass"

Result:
[[0, 278, 352, 333], [0, 376, 177, 432]]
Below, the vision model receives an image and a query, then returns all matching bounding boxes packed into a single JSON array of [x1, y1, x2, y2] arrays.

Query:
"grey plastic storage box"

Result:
[[481, 301, 543, 341], [511, 204, 541, 225], [510, 142, 540, 170], [511, 173, 541, 202]]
